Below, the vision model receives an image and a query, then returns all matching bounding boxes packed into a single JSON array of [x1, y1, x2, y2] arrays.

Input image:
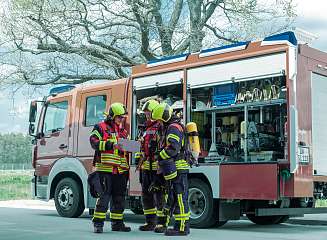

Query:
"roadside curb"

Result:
[[0, 200, 56, 210]]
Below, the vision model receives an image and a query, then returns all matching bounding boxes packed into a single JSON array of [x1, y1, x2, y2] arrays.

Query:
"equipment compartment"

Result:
[[189, 76, 287, 163]]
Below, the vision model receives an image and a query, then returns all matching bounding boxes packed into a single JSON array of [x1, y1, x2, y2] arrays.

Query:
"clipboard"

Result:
[[118, 139, 141, 153]]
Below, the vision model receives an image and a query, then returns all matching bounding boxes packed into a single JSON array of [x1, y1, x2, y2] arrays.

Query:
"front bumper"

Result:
[[31, 175, 48, 200]]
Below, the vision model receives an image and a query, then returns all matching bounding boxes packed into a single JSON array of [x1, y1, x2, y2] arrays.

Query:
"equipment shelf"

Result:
[[191, 98, 287, 163], [192, 99, 286, 113]]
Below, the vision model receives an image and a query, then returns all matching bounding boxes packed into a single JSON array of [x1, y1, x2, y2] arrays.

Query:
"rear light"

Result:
[[32, 146, 38, 169]]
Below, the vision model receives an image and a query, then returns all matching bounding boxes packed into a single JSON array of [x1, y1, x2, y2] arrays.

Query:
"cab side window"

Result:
[[85, 95, 107, 126], [43, 101, 68, 135]]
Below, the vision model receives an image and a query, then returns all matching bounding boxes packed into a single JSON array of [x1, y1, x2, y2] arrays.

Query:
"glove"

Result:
[[113, 143, 124, 152], [149, 174, 166, 192], [148, 175, 163, 193], [87, 171, 104, 198], [148, 182, 161, 193]]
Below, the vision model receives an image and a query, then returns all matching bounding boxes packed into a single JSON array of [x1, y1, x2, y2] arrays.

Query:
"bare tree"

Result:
[[0, 0, 296, 86]]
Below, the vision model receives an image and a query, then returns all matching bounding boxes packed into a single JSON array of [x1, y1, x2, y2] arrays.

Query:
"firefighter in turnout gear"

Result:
[[151, 103, 190, 236], [89, 102, 131, 233], [137, 100, 170, 233]]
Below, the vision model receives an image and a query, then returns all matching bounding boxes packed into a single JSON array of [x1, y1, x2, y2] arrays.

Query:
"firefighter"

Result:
[[89, 102, 131, 233], [151, 103, 190, 236], [137, 99, 170, 233]]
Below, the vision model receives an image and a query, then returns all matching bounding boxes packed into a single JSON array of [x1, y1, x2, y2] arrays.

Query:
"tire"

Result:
[[188, 178, 223, 228], [246, 214, 283, 225], [291, 197, 316, 208], [129, 196, 144, 215], [54, 177, 85, 218], [275, 215, 289, 224], [89, 208, 94, 216], [215, 220, 228, 227], [130, 207, 144, 215]]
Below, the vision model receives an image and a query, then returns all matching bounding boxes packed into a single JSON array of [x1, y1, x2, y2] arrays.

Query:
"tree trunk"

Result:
[[188, 0, 204, 52]]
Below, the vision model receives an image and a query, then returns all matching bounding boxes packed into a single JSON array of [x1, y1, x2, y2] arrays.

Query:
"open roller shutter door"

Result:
[[312, 73, 327, 175], [187, 52, 286, 88], [133, 71, 183, 90]]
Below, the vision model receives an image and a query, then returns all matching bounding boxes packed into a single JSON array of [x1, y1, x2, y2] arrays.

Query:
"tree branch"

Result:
[[22, 71, 117, 85], [204, 24, 238, 43], [130, 0, 155, 60]]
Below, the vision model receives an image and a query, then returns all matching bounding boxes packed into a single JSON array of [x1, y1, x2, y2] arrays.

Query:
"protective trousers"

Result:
[[141, 170, 169, 226], [166, 173, 190, 232], [92, 172, 128, 227]]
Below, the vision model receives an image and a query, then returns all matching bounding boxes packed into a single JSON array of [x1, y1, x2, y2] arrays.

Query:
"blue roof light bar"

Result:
[[145, 31, 298, 68], [199, 41, 249, 58], [49, 85, 75, 95], [261, 31, 297, 47]]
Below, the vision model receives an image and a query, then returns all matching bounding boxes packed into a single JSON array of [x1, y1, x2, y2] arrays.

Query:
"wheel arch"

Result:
[[188, 173, 213, 194], [47, 157, 88, 207], [189, 165, 220, 198], [50, 171, 83, 199]]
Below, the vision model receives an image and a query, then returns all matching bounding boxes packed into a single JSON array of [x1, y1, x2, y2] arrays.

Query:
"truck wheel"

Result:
[[129, 196, 144, 215], [130, 207, 144, 215], [215, 220, 228, 227], [246, 214, 283, 225], [188, 178, 225, 228], [54, 177, 85, 218], [89, 208, 94, 216], [275, 215, 289, 224], [291, 197, 316, 208]]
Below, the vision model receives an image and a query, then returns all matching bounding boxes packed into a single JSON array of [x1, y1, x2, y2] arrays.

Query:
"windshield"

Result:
[[43, 101, 68, 135]]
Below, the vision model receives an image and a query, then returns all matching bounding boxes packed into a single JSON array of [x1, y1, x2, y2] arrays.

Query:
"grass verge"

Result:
[[0, 171, 33, 200], [316, 199, 327, 207]]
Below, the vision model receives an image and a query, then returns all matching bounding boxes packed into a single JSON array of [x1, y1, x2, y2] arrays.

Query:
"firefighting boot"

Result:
[[93, 222, 104, 234], [154, 216, 168, 233], [111, 220, 131, 232], [165, 228, 189, 236], [139, 215, 156, 231], [164, 221, 190, 236], [154, 224, 167, 233]]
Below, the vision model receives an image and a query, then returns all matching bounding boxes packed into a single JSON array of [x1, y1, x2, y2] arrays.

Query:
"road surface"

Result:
[[0, 202, 326, 240]]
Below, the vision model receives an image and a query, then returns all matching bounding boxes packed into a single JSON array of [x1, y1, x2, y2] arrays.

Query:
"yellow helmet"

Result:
[[108, 102, 127, 119], [151, 103, 173, 122], [142, 99, 159, 112]]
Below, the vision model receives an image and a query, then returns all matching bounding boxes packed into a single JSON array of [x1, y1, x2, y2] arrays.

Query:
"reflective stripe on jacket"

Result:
[[159, 121, 189, 180], [139, 120, 161, 171], [90, 121, 129, 173]]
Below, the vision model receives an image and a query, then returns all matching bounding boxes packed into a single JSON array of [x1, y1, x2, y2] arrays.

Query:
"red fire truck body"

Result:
[[29, 32, 327, 227]]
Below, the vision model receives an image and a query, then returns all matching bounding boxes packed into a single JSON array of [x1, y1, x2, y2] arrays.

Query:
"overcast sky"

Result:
[[0, 0, 327, 134]]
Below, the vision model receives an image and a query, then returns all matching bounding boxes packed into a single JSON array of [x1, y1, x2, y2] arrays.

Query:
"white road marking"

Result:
[[0, 228, 52, 234], [0, 222, 16, 226]]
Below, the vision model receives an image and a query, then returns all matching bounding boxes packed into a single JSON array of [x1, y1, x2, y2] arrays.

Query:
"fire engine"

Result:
[[29, 31, 327, 228]]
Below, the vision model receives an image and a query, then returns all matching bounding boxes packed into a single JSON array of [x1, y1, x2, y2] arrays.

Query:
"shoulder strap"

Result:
[[98, 122, 109, 134], [169, 122, 186, 148], [169, 122, 184, 132]]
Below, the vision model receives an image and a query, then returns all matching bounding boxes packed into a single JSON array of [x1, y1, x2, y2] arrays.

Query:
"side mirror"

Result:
[[28, 100, 45, 137], [29, 101, 37, 123], [29, 123, 35, 136]]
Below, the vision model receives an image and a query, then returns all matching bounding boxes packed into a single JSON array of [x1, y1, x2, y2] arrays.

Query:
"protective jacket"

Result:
[[141, 120, 161, 171], [158, 118, 189, 180], [90, 121, 129, 174]]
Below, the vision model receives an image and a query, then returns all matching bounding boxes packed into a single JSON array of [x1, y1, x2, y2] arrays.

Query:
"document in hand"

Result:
[[118, 139, 141, 153]]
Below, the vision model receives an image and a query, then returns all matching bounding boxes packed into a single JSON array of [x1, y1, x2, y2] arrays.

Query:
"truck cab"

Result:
[[29, 80, 130, 217]]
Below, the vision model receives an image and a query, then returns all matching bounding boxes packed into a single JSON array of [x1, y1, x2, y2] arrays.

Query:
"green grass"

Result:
[[316, 199, 327, 207], [0, 171, 33, 200]]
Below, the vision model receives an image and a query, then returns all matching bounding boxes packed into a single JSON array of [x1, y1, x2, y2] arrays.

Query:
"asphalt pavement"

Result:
[[0, 203, 326, 240]]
